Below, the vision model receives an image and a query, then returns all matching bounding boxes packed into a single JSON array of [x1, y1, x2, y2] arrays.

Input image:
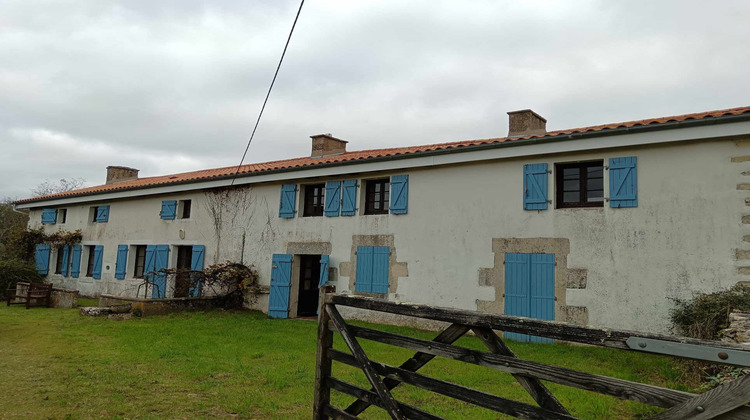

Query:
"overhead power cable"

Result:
[[230, 0, 305, 185]]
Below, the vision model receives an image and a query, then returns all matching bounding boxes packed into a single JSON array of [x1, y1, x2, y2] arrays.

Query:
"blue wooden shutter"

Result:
[[70, 245, 82, 278], [389, 175, 409, 215], [609, 156, 638, 208], [114, 245, 128, 279], [269, 254, 293, 318], [324, 181, 341, 217], [160, 200, 177, 220], [318, 254, 330, 287], [189, 245, 205, 297], [96, 205, 110, 222], [151, 245, 170, 298], [35, 244, 51, 275], [523, 163, 548, 210], [355, 246, 373, 293], [41, 209, 57, 225], [60, 245, 70, 277], [144, 245, 157, 293], [529, 253, 555, 344], [278, 184, 297, 218], [371, 246, 390, 293], [341, 179, 357, 216], [92, 245, 104, 279], [504, 253, 531, 342]]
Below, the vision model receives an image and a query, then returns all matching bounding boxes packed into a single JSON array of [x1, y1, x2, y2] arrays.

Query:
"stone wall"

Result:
[[13, 282, 79, 308], [720, 310, 750, 344]]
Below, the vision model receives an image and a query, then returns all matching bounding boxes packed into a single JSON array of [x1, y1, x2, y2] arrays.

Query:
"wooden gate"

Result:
[[313, 289, 750, 419]]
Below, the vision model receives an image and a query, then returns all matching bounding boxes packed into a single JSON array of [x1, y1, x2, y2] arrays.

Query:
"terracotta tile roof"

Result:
[[16, 105, 750, 205]]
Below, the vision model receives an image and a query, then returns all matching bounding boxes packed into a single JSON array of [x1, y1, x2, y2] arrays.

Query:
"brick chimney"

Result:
[[310, 134, 348, 158], [507, 109, 547, 137], [106, 166, 139, 184]]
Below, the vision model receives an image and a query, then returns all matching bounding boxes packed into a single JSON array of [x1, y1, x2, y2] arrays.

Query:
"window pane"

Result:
[[563, 167, 579, 180], [587, 166, 603, 178], [587, 189, 604, 201], [563, 180, 580, 191], [587, 177, 603, 191], [563, 191, 580, 203]]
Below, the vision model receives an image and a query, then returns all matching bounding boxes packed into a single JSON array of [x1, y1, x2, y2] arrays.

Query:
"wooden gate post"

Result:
[[313, 285, 335, 420]]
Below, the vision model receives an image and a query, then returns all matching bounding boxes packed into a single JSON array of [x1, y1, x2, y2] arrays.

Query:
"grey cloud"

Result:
[[2, 0, 749, 200]]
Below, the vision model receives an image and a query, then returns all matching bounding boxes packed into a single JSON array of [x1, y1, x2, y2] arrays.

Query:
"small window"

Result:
[[91, 206, 98, 222], [179, 200, 192, 219], [555, 161, 604, 208], [303, 184, 325, 217], [55, 245, 65, 274], [134, 245, 147, 278], [58, 209, 67, 224], [86, 245, 96, 277], [364, 179, 389, 215]]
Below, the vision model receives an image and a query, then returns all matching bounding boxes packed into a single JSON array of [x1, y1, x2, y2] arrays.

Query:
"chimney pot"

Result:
[[310, 134, 348, 158], [106, 166, 139, 184], [507, 109, 547, 137]]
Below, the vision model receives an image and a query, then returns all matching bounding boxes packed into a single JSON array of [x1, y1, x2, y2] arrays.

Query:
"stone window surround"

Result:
[[477, 237, 588, 325], [339, 235, 408, 298]]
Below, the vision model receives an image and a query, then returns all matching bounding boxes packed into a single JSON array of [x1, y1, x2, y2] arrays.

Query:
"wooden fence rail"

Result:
[[313, 289, 750, 420]]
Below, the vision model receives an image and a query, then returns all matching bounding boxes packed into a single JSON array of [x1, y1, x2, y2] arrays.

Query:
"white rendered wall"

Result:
[[29, 137, 746, 333]]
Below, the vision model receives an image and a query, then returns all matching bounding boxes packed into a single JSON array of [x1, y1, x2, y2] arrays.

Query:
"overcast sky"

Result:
[[2, 0, 749, 200]]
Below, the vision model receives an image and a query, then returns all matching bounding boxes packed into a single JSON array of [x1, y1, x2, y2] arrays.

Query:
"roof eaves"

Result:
[[15, 109, 750, 206]]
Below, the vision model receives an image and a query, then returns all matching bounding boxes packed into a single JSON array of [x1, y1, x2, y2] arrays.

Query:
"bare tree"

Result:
[[31, 178, 86, 196]]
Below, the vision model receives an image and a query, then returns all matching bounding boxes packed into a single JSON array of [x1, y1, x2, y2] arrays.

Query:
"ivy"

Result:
[[3, 227, 82, 262]]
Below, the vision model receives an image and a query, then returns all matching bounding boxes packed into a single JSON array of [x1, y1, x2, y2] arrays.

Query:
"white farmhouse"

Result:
[[14, 106, 750, 333]]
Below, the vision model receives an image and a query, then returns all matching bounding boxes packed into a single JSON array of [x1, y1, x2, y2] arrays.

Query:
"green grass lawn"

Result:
[[0, 301, 697, 419]]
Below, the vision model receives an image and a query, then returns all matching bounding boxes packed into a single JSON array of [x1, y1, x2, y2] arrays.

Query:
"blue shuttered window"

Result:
[[269, 254, 293, 318], [523, 163, 548, 210], [279, 184, 297, 218], [609, 156, 638, 208], [160, 200, 177, 220], [318, 254, 330, 287], [60, 245, 70, 277], [504, 253, 555, 343], [355, 246, 390, 294], [70, 245, 82, 278], [95, 205, 110, 223], [114, 245, 128, 279], [35, 244, 51, 275], [41, 209, 57, 225], [324, 181, 341, 217], [341, 180, 357, 216], [92, 245, 104, 279], [389, 175, 409, 215], [189, 245, 205, 297]]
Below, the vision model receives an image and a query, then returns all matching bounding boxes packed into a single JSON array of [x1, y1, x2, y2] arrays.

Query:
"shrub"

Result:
[[0, 258, 42, 298], [202, 261, 261, 308], [157, 261, 260, 309], [670, 283, 750, 340]]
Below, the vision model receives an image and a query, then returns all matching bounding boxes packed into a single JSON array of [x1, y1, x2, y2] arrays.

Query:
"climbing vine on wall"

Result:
[[3, 227, 82, 262]]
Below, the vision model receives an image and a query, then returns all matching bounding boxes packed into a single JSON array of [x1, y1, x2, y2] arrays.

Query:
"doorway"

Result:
[[174, 246, 193, 298], [296, 254, 321, 317]]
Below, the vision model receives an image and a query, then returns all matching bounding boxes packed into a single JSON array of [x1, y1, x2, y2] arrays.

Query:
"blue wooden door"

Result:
[[504, 253, 555, 343], [269, 254, 293, 318]]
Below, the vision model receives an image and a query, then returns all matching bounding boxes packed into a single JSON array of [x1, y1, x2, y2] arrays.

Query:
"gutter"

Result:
[[15, 112, 750, 206]]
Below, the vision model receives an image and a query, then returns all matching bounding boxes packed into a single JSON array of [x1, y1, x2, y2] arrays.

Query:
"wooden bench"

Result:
[[6, 282, 53, 309]]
